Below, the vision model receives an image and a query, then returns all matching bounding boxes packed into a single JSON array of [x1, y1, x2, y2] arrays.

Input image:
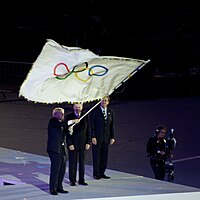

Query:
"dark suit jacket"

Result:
[[47, 117, 67, 154], [90, 106, 115, 144], [65, 112, 91, 150]]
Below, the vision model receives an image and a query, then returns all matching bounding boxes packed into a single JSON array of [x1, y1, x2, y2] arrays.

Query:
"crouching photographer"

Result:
[[147, 125, 176, 181]]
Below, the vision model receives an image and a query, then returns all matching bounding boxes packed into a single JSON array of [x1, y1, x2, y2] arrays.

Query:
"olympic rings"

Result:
[[54, 62, 108, 82]]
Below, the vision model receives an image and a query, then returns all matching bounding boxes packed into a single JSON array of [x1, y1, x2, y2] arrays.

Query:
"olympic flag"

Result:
[[19, 39, 150, 104]]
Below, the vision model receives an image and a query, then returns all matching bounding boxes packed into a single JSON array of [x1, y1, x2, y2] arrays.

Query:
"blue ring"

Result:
[[88, 65, 108, 76]]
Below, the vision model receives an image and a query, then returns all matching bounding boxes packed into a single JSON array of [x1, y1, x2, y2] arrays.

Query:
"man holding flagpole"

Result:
[[90, 96, 115, 180], [47, 107, 69, 195]]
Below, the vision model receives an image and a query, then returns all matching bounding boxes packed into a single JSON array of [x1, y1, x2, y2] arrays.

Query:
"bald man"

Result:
[[65, 103, 91, 186]]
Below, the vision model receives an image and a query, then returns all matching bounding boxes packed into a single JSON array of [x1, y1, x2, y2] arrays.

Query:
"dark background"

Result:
[[0, 2, 200, 98], [0, 1, 200, 190]]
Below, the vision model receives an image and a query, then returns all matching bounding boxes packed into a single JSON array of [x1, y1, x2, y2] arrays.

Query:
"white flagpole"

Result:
[[79, 100, 102, 121], [113, 59, 150, 91], [69, 99, 102, 135]]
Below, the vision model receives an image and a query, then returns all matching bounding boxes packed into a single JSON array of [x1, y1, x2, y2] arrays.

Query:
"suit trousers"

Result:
[[48, 146, 67, 191], [92, 143, 109, 176], [68, 149, 86, 183]]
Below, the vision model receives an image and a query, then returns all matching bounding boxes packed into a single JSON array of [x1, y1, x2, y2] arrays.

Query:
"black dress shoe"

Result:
[[78, 181, 88, 186], [50, 190, 58, 195], [57, 189, 69, 193], [70, 182, 76, 186], [101, 174, 111, 179], [93, 175, 101, 180]]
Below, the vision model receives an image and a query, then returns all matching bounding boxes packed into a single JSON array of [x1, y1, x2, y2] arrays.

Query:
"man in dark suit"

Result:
[[90, 96, 115, 180], [47, 107, 69, 195], [65, 103, 91, 186]]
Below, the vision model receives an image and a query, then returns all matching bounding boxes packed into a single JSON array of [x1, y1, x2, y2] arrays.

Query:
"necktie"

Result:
[[102, 109, 107, 121]]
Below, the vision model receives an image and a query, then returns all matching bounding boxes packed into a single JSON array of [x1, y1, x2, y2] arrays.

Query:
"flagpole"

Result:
[[79, 100, 102, 121], [69, 99, 102, 135], [113, 59, 150, 91]]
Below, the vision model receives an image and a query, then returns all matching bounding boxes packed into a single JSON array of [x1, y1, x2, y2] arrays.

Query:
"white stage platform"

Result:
[[0, 147, 200, 200]]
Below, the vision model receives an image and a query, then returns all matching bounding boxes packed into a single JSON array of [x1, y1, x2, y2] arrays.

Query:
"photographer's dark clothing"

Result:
[[147, 135, 167, 180]]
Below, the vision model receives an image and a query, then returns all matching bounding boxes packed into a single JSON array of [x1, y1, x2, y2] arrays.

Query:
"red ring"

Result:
[[54, 63, 70, 76]]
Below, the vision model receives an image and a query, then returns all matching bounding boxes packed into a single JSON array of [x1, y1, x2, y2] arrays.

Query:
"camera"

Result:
[[166, 128, 177, 151], [165, 161, 174, 182], [165, 128, 177, 182]]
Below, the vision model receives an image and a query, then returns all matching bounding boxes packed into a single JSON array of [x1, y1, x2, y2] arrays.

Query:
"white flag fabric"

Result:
[[19, 39, 149, 104]]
